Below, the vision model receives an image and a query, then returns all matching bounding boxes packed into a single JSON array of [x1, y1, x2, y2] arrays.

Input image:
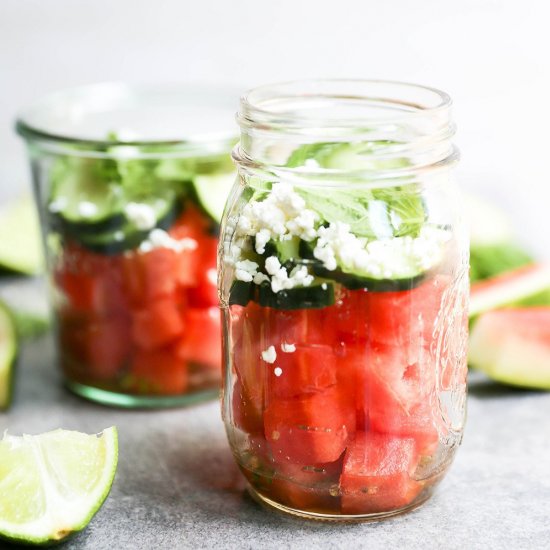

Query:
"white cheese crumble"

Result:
[[261, 345, 277, 364], [77, 201, 98, 218], [274, 367, 283, 377], [281, 343, 296, 353], [313, 221, 450, 278], [235, 259, 260, 283], [139, 229, 198, 253], [48, 197, 68, 213], [264, 256, 314, 293], [238, 182, 318, 255], [125, 202, 157, 230], [227, 180, 451, 291]]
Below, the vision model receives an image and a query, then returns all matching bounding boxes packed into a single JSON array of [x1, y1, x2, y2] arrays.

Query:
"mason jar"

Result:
[[17, 83, 236, 407], [219, 80, 469, 520]]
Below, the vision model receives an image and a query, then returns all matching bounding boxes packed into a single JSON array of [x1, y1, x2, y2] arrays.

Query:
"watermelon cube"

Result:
[[264, 386, 355, 464], [340, 432, 422, 514]]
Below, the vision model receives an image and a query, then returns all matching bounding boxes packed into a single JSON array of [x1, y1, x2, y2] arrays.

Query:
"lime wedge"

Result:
[[0, 196, 44, 275], [0, 300, 17, 410], [0, 427, 118, 545]]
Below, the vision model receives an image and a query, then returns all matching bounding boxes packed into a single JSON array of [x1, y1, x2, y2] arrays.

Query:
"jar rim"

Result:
[[238, 79, 452, 132], [15, 81, 239, 156]]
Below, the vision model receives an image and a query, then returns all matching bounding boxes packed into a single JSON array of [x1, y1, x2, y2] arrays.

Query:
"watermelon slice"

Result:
[[469, 308, 550, 389], [469, 264, 550, 318]]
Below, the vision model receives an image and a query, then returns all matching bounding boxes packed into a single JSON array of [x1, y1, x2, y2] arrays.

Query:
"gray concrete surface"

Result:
[[1, 280, 549, 550]]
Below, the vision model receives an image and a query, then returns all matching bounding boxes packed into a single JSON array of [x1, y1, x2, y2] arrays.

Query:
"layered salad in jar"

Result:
[[220, 142, 468, 516], [47, 144, 234, 400]]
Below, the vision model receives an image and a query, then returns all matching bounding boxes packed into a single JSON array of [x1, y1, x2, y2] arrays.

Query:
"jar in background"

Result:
[[17, 83, 236, 407], [220, 80, 468, 520]]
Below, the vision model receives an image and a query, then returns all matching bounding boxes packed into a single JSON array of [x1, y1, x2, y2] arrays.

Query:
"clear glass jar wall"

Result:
[[17, 84, 236, 407], [219, 80, 469, 520]]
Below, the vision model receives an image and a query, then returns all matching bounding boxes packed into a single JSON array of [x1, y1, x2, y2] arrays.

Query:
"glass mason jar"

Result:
[[17, 83, 236, 407], [219, 80, 469, 520]]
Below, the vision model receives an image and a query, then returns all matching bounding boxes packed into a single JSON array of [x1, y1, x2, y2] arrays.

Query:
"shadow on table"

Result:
[[468, 374, 545, 399], [157, 432, 365, 532]]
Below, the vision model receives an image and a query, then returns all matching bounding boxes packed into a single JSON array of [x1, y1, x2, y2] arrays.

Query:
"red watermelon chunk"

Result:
[[122, 248, 179, 305], [340, 432, 422, 514], [129, 348, 188, 395], [60, 314, 131, 381], [231, 302, 267, 415], [231, 379, 264, 435], [175, 306, 221, 368], [264, 386, 355, 464], [267, 307, 338, 347], [267, 344, 337, 399], [366, 275, 450, 355], [132, 297, 184, 350]]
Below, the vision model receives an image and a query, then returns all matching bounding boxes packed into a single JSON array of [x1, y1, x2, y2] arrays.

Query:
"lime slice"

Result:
[[0, 300, 17, 410], [0, 427, 118, 545], [0, 196, 44, 275]]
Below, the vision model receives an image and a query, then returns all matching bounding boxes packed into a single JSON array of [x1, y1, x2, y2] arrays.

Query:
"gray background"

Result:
[[2, 0, 550, 255]]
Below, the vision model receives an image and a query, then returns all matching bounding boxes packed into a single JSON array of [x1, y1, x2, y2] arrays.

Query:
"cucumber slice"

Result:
[[258, 282, 335, 310], [192, 172, 235, 223], [263, 237, 301, 264], [49, 158, 125, 234], [229, 278, 336, 309], [78, 194, 180, 255], [0, 300, 17, 410], [229, 280, 255, 306], [286, 141, 409, 171], [311, 263, 426, 292], [0, 197, 44, 275], [299, 238, 433, 292]]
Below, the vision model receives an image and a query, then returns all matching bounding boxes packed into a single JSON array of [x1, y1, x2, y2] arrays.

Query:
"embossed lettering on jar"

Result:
[[219, 80, 469, 521]]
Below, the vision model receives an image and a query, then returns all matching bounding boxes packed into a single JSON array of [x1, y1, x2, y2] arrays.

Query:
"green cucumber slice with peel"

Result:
[[258, 282, 335, 310], [298, 239, 430, 292], [78, 194, 180, 255], [228, 279, 335, 309], [229, 280, 255, 306], [49, 157, 125, 234]]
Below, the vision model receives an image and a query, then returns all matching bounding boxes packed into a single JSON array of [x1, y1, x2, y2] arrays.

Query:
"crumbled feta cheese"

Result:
[[274, 367, 283, 377], [77, 201, 98, 218], [253, 272, 270, 285], [254, 229, 272, 255], [48, 197, 68, 213], [113, 230, 124, 242], [261, 345, 277, 364], [313, 220, 450, 279], [281, 343, 296, 353], [235, 182, 319, 254], [264, 256, 282, 276], [125, 202, 157, 230], [235, 259, 260, 283], [263, 256, 314, 293], [139, 229, 197, 253], [227, 179, 450, 290]]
